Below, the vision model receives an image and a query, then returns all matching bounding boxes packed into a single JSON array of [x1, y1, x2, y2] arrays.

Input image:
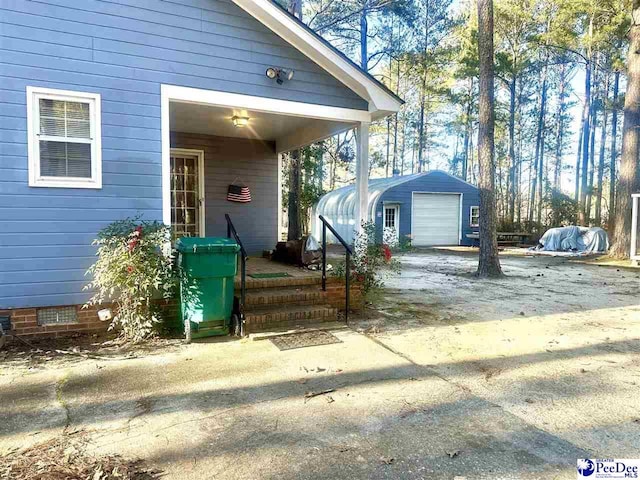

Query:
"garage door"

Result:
[[412, 193, 461, 246]]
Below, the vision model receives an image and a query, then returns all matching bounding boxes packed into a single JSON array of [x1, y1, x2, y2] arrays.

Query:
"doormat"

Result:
[[249, 272, 291, 279], [270, 330, 342, 351]]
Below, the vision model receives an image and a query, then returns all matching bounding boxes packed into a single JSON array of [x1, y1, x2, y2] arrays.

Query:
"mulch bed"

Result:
[[1, 431, 161, 480]]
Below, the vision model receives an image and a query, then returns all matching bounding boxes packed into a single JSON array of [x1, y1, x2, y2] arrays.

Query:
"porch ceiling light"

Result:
[[266, 67, 295, 85], [232, 115, 250, 128]]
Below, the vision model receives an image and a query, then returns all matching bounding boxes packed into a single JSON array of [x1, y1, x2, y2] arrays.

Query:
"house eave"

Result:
[[232, 0, 404, 120]]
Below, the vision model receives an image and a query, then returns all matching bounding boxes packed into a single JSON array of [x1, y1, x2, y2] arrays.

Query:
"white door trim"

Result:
[[170, 148, 205, 237], [383, 202, 400, 241], [410, 191, 463, 246]]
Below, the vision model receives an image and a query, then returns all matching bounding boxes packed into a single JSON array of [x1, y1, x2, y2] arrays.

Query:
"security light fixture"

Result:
[[265, 67, 295, 85], [232, 115, 249, 127]]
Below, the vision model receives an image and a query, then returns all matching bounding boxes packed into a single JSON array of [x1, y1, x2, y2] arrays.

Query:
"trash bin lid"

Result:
[[176, 237, 240, 253]]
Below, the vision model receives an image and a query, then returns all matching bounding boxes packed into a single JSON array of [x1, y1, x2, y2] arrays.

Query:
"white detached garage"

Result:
[[313, 170, 480, 246]]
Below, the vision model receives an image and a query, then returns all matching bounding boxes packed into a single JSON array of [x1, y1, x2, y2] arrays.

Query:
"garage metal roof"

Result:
[[312, 172, 429, 244]]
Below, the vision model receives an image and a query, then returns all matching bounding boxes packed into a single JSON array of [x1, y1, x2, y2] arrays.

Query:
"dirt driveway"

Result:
[[1, 250, 639, 479], [365, 249, 640, 456]]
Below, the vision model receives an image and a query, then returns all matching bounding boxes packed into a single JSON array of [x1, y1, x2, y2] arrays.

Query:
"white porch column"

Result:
[[354, 122, 370, 234]]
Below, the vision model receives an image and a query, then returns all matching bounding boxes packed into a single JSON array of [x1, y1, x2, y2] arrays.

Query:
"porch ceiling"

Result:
[[170, 101, 355, 153]]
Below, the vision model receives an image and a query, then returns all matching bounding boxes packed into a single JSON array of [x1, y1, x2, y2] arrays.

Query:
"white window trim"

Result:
[[27, 86, 102, 189], [470, 205, 480, 228]]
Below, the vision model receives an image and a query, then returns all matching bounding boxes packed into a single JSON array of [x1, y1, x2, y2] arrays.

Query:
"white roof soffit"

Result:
[[232, 0, 403, 120]]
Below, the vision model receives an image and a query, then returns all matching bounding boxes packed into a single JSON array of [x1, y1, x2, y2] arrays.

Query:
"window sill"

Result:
[[29, 178, 102, 189]]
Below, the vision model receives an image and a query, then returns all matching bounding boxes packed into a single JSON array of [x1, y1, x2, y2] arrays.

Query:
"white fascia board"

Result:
[[232, 0, 402, 115], [161, 84, 371, 123]]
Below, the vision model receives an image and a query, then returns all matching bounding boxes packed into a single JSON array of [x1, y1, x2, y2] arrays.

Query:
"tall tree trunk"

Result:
[[476, 0, 502, 277], [516, 75, 524, 225], [585, 101, 597, 223], [579, 20, 593, 223], [285, 0, 303, 240], [360, 10, 368, 71], [610, 1, 640, 258], [575, 118, 584, 201], [529, 65, 548, 228], [536, 117, 547, 228], [400, 117, 407, 174], [462, 78, 473, 181], [392, 113, 399, 174], [507, 76, 517, 226], [553, 64, 567, 191], [287, 150, 302, 240], [608, 70, 621, 227], [317, 140, 324, 190], [392, 25, 400, 174], [386, 115, 391, 177], [595, 74, 610, 226], [417, 0, 430, 173]]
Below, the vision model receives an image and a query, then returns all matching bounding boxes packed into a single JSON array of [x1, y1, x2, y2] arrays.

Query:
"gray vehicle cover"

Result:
[[537, 226, 609, 253]]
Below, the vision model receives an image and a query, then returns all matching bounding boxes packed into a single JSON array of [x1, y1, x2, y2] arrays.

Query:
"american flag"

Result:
[[227, 184, 252, 203]]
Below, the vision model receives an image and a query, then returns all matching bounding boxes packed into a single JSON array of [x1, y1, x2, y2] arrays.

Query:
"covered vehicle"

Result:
[[536, 226, 609, 254]]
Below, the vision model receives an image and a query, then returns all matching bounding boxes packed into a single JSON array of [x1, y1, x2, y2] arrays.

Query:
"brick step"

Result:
[[243, 286, 326, 308], [235, 275, 322, 291], [244, 304, 338, 334]]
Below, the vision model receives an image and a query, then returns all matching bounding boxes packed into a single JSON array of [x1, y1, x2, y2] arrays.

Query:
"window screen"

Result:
[[37, 306, 78, 325], [38, 98, 92, 178]]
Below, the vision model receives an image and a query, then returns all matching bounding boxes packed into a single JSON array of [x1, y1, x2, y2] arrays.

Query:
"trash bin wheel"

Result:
[[231, 314, 241, 337]]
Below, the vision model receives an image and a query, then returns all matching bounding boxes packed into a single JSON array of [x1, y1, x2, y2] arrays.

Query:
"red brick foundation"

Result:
[[1, 299, 182, 339], [324, 279, 364, 311], [2, 305, 109, 339]]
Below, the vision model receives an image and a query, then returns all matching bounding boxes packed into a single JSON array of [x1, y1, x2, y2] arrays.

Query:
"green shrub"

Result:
[[334, 221, 401, 303], [84, 218, 177, 342]]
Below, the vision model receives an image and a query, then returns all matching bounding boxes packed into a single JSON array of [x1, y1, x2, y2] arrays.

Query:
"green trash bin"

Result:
[[176, 237, 240, 340]]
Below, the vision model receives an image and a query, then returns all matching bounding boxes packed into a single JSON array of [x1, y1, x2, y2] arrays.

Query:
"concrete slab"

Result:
[[2, 251, 637, 479]]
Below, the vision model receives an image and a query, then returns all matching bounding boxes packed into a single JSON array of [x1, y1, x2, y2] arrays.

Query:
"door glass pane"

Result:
[[170, 154, 201, 241], [385, 207, 396, 229]]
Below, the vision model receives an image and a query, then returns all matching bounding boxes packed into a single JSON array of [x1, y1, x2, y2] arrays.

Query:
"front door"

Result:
[[383, 204, 400, 245], [170, 149, 204, 240]]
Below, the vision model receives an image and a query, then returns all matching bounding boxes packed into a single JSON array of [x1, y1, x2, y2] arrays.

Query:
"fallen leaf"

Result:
[[325, 396, 335, 404]]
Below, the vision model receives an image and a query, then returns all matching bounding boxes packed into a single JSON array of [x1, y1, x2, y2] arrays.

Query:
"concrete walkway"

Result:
[[2, 251, 638, 479]]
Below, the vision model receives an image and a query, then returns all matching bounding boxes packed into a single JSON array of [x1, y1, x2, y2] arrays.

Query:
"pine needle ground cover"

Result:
[[1, 432, 160, 480]]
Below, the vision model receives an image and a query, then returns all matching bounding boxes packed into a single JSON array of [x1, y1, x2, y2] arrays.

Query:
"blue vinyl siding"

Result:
[[376, 172, 480, 246], [0, 0, 368, 309]]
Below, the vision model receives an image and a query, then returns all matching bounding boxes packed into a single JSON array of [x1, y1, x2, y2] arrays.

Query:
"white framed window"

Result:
[[27, 86, 102, 188], [470, 206, 480, 227]]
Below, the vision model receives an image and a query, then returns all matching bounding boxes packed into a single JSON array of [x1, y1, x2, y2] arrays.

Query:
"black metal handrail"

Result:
[[225, 214, 247, 333], [319, 215, 353, 323]]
